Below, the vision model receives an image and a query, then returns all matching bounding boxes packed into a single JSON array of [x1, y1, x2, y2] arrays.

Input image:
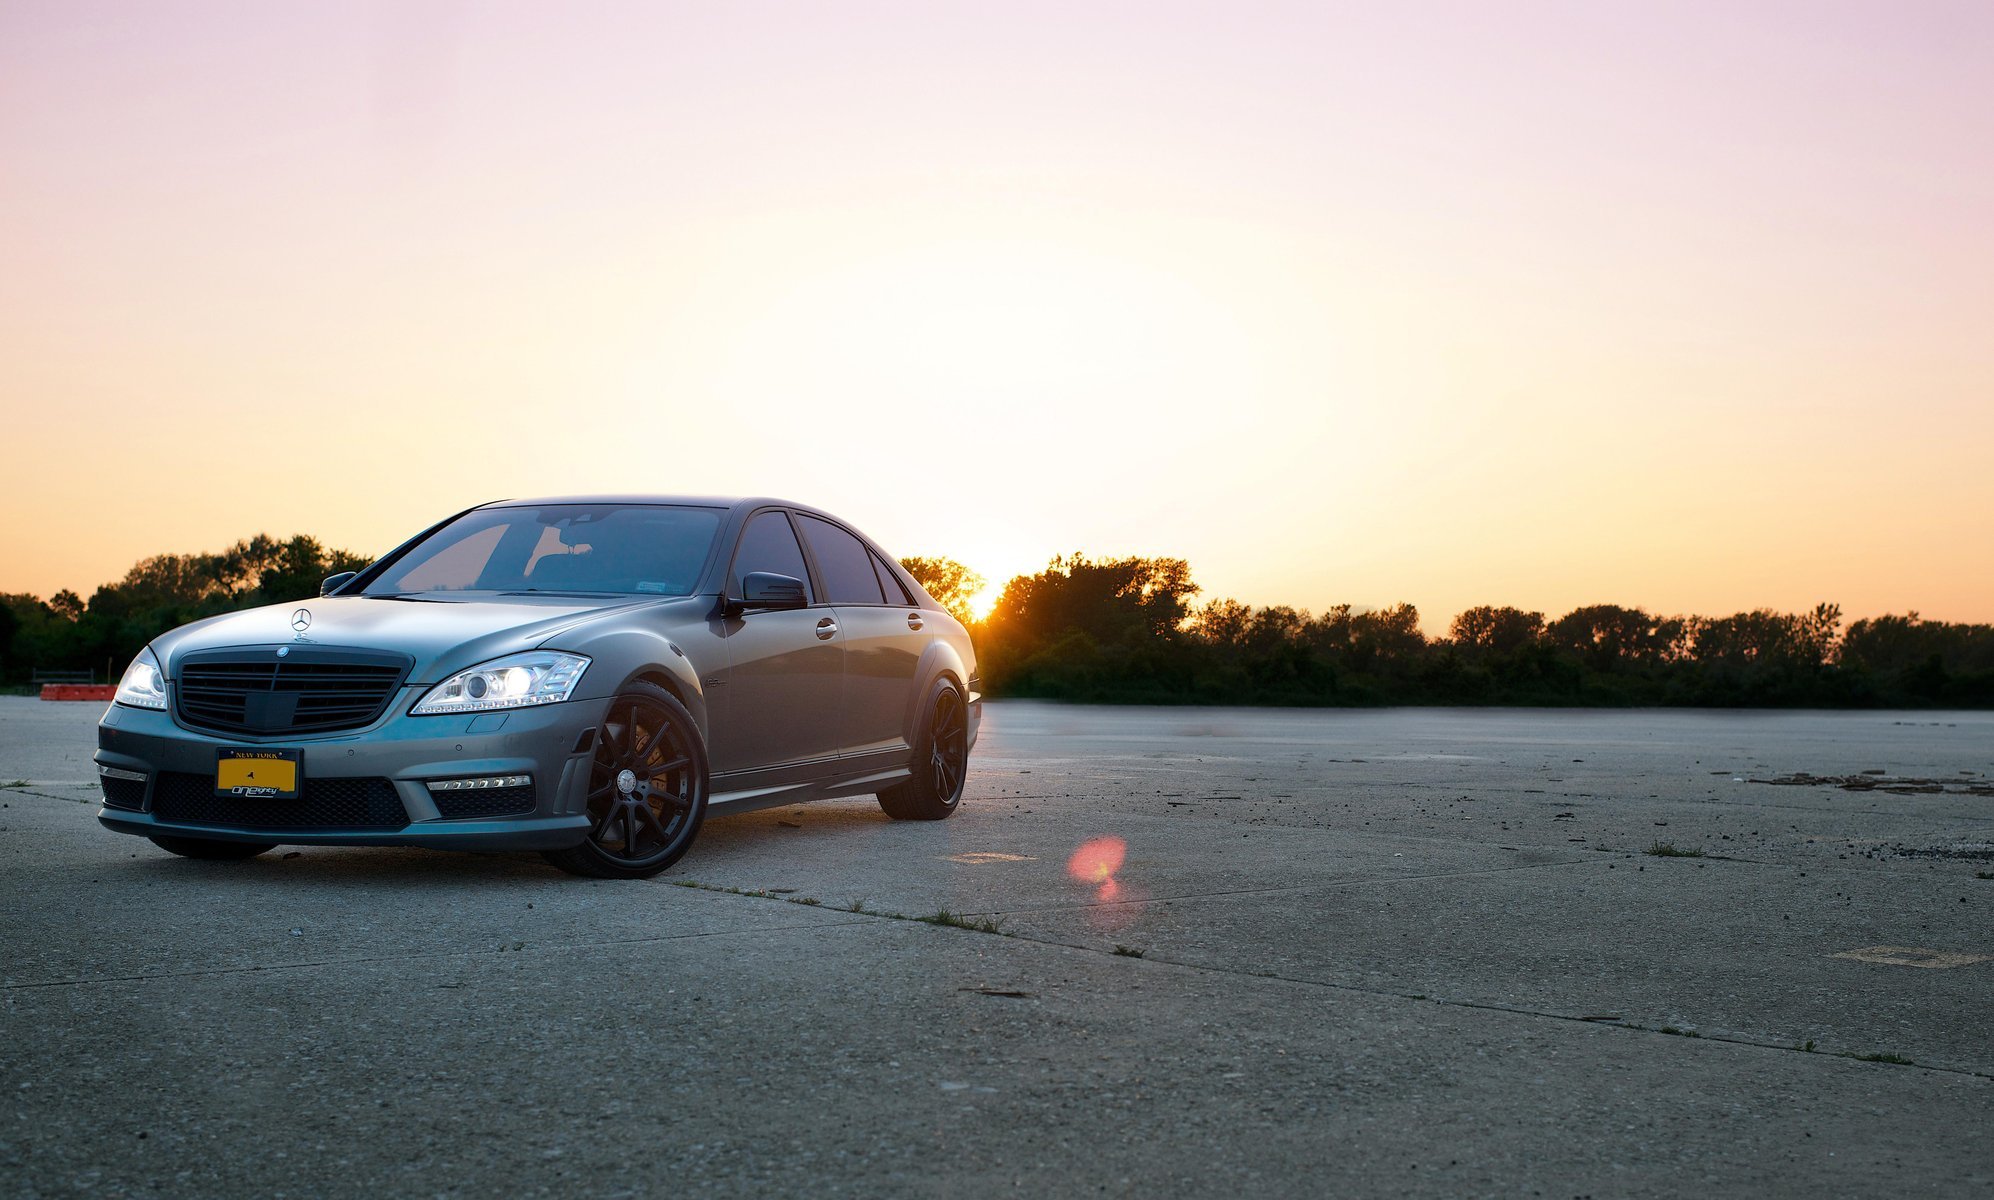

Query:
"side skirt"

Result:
[[707, 764, 914, 816]]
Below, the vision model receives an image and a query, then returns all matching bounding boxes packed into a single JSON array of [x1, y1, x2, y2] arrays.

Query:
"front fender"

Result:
[[551, 626, 712, 743]]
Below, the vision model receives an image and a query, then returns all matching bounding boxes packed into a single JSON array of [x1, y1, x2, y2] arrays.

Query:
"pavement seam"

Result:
[[672, 879, 1994, 1084], [953, 854, 1603, 917], [940, 923, 1994, 1084], [1161, 778, 1994, 825], [0, 915, 876, 992]]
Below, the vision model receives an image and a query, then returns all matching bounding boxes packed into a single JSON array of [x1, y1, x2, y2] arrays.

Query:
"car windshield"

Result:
[[363, 504, 724, 598]]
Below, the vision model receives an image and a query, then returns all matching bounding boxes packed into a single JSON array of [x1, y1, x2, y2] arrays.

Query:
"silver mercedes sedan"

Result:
[[94, 497, 980, 878]]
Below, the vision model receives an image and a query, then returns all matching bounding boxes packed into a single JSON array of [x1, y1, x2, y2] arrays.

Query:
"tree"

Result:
[[1189, 598, 1252, 648], [1309, 603, 1427, 677], [1544, 604, 1677, 670], [1448, 606, 1545, 657], [983, 554, 1198, 649], [899, 556, 985, 625], [1691, 604, 1841, 670], [976, 554, 1199, 695]]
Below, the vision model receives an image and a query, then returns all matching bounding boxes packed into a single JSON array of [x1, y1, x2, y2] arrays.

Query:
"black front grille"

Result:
[[100, 775, 147, 810], [175, 647, 409, 736], [152, 772, 408, 830], [431, 784, 538, 819]]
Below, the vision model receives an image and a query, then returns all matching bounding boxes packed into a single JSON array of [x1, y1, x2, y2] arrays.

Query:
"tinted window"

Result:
[[732, 511, 813, 600], [871, 550, 914, 605], [798, 515, 885, 605], [365, 505, 721, 596]]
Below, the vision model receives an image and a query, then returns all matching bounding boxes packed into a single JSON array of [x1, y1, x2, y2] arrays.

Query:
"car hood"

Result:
[[152, 594, 661, 683]]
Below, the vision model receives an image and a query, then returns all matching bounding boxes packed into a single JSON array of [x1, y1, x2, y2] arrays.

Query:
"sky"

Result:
[[3, 1, 1991, 626]]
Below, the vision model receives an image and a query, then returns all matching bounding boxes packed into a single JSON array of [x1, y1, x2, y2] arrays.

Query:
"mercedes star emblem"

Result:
[[291, 608, 312, 632]]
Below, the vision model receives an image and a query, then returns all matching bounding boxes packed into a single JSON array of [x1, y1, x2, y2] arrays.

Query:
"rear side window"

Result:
[[732, 511, 813, 600], [871, 551, 915, 605], [797, 515, 885, 605]]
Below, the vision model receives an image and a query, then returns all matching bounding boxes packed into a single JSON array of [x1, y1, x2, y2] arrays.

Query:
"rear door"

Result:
[[709, 509, 845, 776], [794, 514, 924, 761]]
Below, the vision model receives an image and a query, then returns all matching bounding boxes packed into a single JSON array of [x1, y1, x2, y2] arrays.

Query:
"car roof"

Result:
[[482, 495, 808, 516]]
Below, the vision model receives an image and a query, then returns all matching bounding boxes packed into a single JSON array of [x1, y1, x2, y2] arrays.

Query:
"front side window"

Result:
[[364, 504, 722, 596], [797, 515, 885, 605], [731, 511, 814, 600]]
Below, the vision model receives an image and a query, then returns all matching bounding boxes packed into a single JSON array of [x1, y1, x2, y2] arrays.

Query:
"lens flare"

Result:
[[1067, 837, 1126, 885], [1068, 837, 1139, 930]]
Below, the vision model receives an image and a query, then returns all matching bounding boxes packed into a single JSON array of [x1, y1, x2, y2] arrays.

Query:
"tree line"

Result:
[[5, 537, 1989, 708], [1, 535, 368, 685], [911, 554, 1994, 709]]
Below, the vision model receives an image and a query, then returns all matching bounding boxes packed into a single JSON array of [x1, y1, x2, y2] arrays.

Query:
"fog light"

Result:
[[98, 765, 148, 782], [428, 775, 532, 792]]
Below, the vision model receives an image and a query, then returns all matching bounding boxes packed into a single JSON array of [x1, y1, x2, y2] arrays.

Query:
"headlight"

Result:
[[114, 647, 168, 710], [411, 652, 590, 715]]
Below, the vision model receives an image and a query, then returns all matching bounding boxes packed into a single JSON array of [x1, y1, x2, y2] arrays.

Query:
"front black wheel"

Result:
[[148, 835, 276, 861], [542, 683, 709, 880], [877, 679, 969, 821]]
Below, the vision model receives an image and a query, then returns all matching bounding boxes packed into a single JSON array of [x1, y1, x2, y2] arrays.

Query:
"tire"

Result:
[[542, 682, 709, 880], [877, 678, 969, 821], [148, 835, 276, 860]]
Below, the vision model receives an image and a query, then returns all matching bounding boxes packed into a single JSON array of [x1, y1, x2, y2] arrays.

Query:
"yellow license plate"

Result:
[[215, 749, 301, 799]]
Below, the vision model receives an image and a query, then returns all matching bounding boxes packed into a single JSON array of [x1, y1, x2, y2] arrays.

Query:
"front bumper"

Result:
[[94, 693, 605, 850]]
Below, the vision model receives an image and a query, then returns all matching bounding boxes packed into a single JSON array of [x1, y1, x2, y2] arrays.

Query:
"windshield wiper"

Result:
[[499, 589, 622, 598]]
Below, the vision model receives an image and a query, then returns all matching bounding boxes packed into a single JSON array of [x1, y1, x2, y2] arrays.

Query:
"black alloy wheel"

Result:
[[543, 683, 708, 879], [928, 687, 968, 801], [877, 679, 969, 821]]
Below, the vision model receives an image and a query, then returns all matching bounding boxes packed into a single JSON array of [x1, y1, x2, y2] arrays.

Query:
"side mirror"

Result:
[[321, 571, 358, 597], [737, 572, 808, 611]]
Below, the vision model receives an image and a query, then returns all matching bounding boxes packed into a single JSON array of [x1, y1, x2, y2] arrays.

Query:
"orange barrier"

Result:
[[41, 684, 115, 702]]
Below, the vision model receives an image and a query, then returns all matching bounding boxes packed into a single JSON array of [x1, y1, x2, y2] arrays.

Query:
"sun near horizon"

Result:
[[2, 3, 1990, 629]]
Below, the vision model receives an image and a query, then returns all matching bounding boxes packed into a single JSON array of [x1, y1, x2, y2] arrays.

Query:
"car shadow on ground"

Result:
[[693, 799, 896, 848], [103, 799, 906, 886], [111, 845, 560, 888]]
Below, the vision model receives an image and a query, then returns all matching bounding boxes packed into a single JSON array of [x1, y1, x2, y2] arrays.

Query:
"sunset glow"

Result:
[[3, 3, 1990, 624]]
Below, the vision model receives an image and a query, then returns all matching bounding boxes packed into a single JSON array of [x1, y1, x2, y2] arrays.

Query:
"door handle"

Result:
[[815, 617, 839, 640], [906, 612, 924, 630]]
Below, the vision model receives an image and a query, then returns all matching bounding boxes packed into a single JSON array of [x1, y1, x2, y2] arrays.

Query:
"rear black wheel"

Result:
[[542, 683, 708, 880], [148, 835, 276, 861], [877, 679, 969, 821]]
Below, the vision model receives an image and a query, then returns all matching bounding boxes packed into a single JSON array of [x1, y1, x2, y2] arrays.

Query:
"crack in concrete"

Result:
[[2, 785, 98, 805], [958, 854, 1604, 917]]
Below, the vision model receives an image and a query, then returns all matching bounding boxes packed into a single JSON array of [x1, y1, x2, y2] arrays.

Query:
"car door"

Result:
[[708, 509, 845, 777], [794, 514, 924, 763]]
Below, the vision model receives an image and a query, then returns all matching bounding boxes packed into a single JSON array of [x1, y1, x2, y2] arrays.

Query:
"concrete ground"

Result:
[[3, 696, 1991, 1197]]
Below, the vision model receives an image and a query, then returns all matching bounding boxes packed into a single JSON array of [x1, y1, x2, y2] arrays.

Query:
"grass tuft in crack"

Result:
[[1841, 1051, 1914, 1065], [920, 908, 1005, 934], [1112, 945, 1145, 958], [1658, 1026, 1701, 1037], [1646, 842, 1706, 858]]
